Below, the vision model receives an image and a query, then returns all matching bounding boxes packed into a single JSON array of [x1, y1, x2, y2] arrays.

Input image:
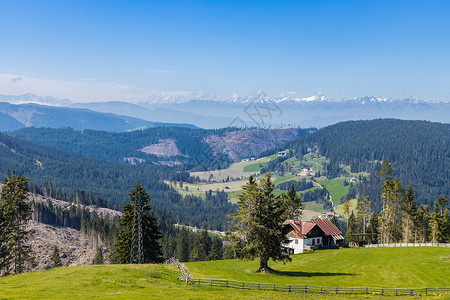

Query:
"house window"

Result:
[[312, 239, 315, 246], [295, 239, 298, 245]]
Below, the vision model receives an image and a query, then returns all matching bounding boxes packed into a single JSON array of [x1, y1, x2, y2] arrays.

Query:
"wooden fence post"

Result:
[[304, 284, 307, 293]]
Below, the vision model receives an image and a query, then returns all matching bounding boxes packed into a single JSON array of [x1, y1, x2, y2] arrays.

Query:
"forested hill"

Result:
[[285, 119, 449, 207], [9, 127, 309, 170], [0, 132, 235, 230]]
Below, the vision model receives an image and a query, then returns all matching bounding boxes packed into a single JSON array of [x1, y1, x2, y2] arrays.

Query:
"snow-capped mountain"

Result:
[[0, 93, 448, 130]]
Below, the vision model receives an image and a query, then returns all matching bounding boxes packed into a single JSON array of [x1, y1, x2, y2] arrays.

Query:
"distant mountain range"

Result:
[[0, 93, 448, 130], [0, 101, 197, 132]]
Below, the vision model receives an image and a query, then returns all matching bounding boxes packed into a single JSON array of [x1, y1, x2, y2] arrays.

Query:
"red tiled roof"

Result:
[[283, 219, 343, 240], [305, 219, 343, 238], [301, 222, 316, 235]]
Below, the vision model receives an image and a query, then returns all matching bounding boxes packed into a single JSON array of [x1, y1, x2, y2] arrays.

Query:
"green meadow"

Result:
[[0, 247, 448, 299]]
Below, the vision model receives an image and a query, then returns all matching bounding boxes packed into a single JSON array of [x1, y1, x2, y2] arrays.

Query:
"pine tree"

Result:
[[0, 172, 34, 275], [281, 183, 304, 221], [356, 196, 371, 239], [190, 230, 211, 261], [366, 213, 379, 244], [92, 247, 104, 264], [342, 196, 351, 231], [113, 183, 162, 264], [379, 167, 404, 243], [227, 174, 290, 273], [175, 228, 190, 262], [51, 245, 62, 268], [208, 237, 223, 260], [417, 204, 430, 243], [433, 196, 449, 243], [344, 211, 358, 245], [402, 184, 417, 243]]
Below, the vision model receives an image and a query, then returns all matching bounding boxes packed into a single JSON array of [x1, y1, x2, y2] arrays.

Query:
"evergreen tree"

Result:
[[113, 183, 162, 264], [227, 174, 290, 273], [175, 228, 190, 262], [51, 245, 62, 268], [344, 211, 358, 245], [356, 196, 371, 239], [0, 172, 34, 275], [190, 230, 211, 261], [281, 183, 304, 221], [366, 213, 379, 244], [378, 160, 404, 243], [417, 204, 430, 243], [208, 237, 223, 260], [433, 196, 449, 243], [342, 196, 351, 231], [92, 247, 104, 265], [402, 184, 417, 243]]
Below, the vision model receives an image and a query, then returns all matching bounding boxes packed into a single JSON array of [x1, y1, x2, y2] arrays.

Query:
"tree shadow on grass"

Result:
[[277, 271, 356, 277]]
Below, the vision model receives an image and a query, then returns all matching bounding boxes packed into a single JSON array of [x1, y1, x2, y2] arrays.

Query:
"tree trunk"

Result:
[[259, 259, 269, 272]]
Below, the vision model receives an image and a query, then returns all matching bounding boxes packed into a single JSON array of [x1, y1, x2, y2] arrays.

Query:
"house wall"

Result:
[[304, 237, 322, 247], [285, 237, 304, 254]]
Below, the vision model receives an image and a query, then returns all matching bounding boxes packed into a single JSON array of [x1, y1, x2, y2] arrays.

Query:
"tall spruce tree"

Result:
[[356, 196, 371, 238], [113, 183, 162, 263], [433, 196, 450, 243], [190, 230, 211, 261], [402, 185, 417, 243], [417, 204, 430, 243], [175, 228, 190, 262], [0, 172, 33, 275], [92, 247, 104, 265], [378, 160, 403, 243], [281, 183, 304, 221], [227, 174, 290, 273], [51, 245, 62, 268]]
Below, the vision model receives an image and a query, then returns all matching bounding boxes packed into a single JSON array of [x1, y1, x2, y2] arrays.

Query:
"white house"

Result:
[[282, 219, 343, 254]]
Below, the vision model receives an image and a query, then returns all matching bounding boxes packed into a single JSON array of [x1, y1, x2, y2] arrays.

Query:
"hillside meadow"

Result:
[[0, 247, 448, 299]]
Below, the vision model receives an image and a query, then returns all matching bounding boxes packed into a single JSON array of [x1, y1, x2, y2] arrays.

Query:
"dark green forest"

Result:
[[9, 127, 310, 171], [0, 132, 235, 230], [281, 119, 449, 209]]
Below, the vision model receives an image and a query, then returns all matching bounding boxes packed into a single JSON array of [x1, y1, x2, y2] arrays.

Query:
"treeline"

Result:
[[31, 200, 119, 248], [0, 132, 237, 230], [160, 228, 228, 262], [343, 160, 450, 244], [276, 179, 313, 191]]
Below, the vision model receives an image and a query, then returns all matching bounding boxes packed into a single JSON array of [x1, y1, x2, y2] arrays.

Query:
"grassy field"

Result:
[[319, 178, 350, 206], [186, 247, 450, 289], [0, 247, 448, 299]]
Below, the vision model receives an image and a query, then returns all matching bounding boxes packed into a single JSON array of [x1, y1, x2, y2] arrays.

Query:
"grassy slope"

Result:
[[0, 265, 408, 300], [186, 247, 450, 288], [0, 248, 448, 299], [319, 178, 350, 206]]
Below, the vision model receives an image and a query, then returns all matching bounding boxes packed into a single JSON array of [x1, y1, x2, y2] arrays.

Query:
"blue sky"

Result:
[[0, 0, 449, 102]]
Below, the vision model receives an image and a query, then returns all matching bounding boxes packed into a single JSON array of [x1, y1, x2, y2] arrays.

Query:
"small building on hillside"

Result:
[[277, 151, 287, 156], [282, 219, 344, 254], [320, 212, 342, 219]]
